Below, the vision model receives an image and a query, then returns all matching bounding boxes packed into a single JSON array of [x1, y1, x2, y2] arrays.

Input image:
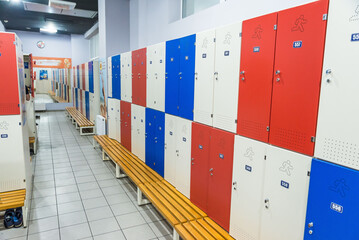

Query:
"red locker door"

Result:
[[237, 13, 278, 143], [190, 122, 211, 213], [81, 64, 85, 90], [121, 101, 132, 151], [0, 33, 20, 115], [207, 128, 234, 231], [269, 0, 328, 156], [132, 48, 147, 107]]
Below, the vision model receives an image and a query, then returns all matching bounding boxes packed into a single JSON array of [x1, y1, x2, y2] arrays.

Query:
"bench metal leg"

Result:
[[22, 200, 28, 228], [76, 123, 80, 130], [102, 150, 110, 161], [137, 187, 150, 206], [80, 127, 95, 136], [33, 140, 37, 155], [173, 228, 180, 240], [93, 138, 98, 149], [72, 118, 76, 125], [116, 164, 127, 179]]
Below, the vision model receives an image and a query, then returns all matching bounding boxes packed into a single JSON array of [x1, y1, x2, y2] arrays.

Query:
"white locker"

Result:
[[115, 99, 121, 143], [121, 51, 132, 102], [213, 22, 242, 133], [194, 29, 216, 126], [260, 146, 311, 240], [107, 98, 116, 140], [164, 114, 192, 198], [315, 0, 359, 170], [131, 104, 146, 161], [108, 56, 113, 98], [147, 42, 166, 112], [85, 62, 89, 92], [89, 92, 95, 123], [230, 136, 267, 240]]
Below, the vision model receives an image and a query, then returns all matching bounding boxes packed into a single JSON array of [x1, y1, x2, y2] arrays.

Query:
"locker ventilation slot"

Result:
[[322, 138, 359, 168], [238, 119, 267, 140], [213, 114, 235, 132], [270, 127, 306, 153], [230, 225, 256, 240]]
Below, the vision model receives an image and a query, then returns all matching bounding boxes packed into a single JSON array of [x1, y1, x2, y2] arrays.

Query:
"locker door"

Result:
[[175, 117, 192, 198], [155, 42, 166, 112], [237, 13, 278, 142], [77, 66, 80, 89], [315, 0, 359, 170], [82, 90, 86, 115], [145, 108, 156, 171], [115, 55, 121, 100], [154, 111, 165, 177], [269, 1, 329, 156], [208, 128, 234, 231], [85, 91, 90, 120], [80, 90, 83, 114], [108, 99, 116, 139], [89, 92, 94, 123], [194, 29, 216, 126], [213, 22, 242, 133], [75, 89, 78, 109], [85, 63, 89, 91], [304, 159, 359, 239], [165, 38, 180, 116], [179, 34, 196, 120], [132, 48, 146, 107], [89, 61, 94, 94], [165, 114, 177, 186], [230, 135, 267, 240], [120, 101, 131, 151], [82, 64, 86, 90], [121, 52, 132, 102], [190, 122, 211, 212], [115, 100, 121, 143], [146, 44, 156, 109], [120, 54, 126, 101], [131, 104, 146, 161], [260, 146, 311, 240], [108, 57, 113, 97]]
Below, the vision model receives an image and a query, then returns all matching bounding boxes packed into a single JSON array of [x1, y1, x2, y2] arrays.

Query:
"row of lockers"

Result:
[[107, 0, 359, 171], [51, 68, 70, 86], [108, 99, 357, 239], [73, 88, 96, 122], [72, 61, 96, 93], [51, 81, 70, 102]]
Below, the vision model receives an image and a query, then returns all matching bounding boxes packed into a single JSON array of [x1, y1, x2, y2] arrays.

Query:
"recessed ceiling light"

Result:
[[4, 20, 8, 23], [26, 27, 31, 30], [40, 27, 57, 33]]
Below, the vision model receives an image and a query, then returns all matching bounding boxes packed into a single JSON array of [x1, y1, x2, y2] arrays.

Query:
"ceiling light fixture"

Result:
[[3, 20, 8, 23], [40, 27, 57, 33], [26, 27, 31, 30]]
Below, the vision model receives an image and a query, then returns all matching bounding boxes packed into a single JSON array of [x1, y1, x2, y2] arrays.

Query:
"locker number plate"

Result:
[[351, 33, 359, 42], [281, 180, 290, 189], [330, 202, 343, 214], [219, 154, 224, 159], [202, 53, 207, 58], [293, 41, 302, 48], [1, 134, 8, 138], [199, 145, 203, 149], [253, 47, 260, 52], [245, 165, 252, 172], [224, 51, 230, 56]]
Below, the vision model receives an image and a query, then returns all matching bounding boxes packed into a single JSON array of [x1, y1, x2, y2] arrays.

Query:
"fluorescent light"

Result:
[[3, 20, 8, 23], [40, 28, 57, 33]]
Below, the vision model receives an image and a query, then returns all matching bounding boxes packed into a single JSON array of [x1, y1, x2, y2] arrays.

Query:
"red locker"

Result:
[[121, 101, 132, 151], [269, 0, 328, 155], [190, 122, 212, 213], [0, 33, 20, 115], [81, 63, 85, 90], [208, 128, 234, 231], [132, 48, 147, 107], [237, 13, 278, 143]]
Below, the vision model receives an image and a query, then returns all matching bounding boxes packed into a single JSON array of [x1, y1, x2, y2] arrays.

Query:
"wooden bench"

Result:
[[94, 135, 236, 240], [0, 189, 28, 227], [48, 91, 55, 96], [52, 95, 67, 103], [65, 107, 94, 136], [29, 137, 37, 154]]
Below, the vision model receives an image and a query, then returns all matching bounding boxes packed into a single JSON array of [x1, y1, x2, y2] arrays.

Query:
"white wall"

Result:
[[71, 34, 90, 66], [0, 21, 5, 32], [130, 0, 317, 50]]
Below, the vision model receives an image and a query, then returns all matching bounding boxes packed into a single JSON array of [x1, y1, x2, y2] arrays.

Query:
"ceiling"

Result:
[[0, 0, 98, 35]]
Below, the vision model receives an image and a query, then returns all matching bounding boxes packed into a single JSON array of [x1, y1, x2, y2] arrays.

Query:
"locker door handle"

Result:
[[275, 70, 280, 75], [233, 182, 237, 190]]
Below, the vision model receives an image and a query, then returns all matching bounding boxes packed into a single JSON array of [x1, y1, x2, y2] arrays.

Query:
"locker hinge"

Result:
[[235, 119, 237, 124], [274, 24, 277, 30], [239, 32, 242, 37], [322, 14, 328, 21], [211, 114, 213, 118], [266, 126, 270, 132], [311, 136, 316, 142], [307, 171, 311, 177], [213, 38, 216, 42]]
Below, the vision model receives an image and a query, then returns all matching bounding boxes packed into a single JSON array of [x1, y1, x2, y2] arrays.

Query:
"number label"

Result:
[[281, 180, 290, 189], [253, 47, 260, 52], [245, 165, 252, 172], [351, 33, 359, 42], [330, 202, 343, 213], [293, 41, 302, 48]]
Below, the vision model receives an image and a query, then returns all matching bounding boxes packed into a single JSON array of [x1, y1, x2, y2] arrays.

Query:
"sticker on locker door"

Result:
[[281, 180, 290, 189], [293, 41, 303, 48], [253, 47, 260, 52], [224, 51, 230, 56], [351, 33, 359, 41], [199, 145, 203, 149], [330, 202, 343, 213], [245, 165, 252, 172]]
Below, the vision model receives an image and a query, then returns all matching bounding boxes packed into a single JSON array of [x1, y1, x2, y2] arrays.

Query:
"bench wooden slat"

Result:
[[66, 107, 93, 127], [0, 189, 26, 211]]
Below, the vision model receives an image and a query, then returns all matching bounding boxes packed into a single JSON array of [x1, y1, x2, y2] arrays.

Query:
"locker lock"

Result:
[[240, 71, 245, 75], [264, 199, 270, 209], [275, 70, 281, 75], [326, 69, 332, 74], [308, 222, 313, 228], [233, 182, 237, 190], [309, 230, 313, 235], [209, 168, 213, 172]]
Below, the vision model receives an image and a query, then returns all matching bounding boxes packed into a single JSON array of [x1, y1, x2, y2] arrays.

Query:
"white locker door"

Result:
[[175, 117, 192, 198], [131, 104, 146, 161], [107, 56, 112, 98], [146, 44, 155, 109], [85, 62, 89, 91], [155, 42, 166, 112], [107, 98, 116, 140], [315, 0, 359, 170], [122, 51, 132, 102], [89, 92, 95, 123], [115, 100, 121, 143], [121, 54, 127, 102], [194, 29, 216, 126], [165, 114, 177, 186], [213, 22, 242, 133], [230, 135, 267, 240], [260, 146, 311, 240]]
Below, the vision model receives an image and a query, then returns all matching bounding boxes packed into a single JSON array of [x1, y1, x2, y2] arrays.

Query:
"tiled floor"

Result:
[[0, 111, 173, 240]]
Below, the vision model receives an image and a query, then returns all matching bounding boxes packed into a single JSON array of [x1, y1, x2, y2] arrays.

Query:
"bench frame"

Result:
[[66, 108, 95, 136]]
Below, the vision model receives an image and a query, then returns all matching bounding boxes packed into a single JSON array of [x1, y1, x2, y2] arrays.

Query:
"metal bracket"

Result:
[[173, 228, 180, 240], [102, 150, 110, 161], [137, 187, 150, 206], [115, 164, 127, 179]]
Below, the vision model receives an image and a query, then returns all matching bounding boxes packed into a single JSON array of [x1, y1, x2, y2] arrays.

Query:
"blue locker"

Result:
[[145, 108, 165, 177], [89, 61, 94, 93], [304, 159, 359, 239], [75, 88, 78, 109], [179, 34, 196, 120], [165, 38, 181, 116], [112, 55, 121, 100], [85, 91, 90, 120], [64, 85, 67, 100], [77, 66, 80, 89]]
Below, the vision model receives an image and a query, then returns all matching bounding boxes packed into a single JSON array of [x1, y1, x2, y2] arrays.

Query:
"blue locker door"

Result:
[[89, 61, 94, 93], [179, 34, 196, 120], [77, 66, 80, 88], [145, 108, 156, 171], [115, 55, 121, 100], [111, 56, 117, 98], [154, 111, 165, 177], [165, 39, 180, 116], [75, 89, 78, 109], [304, 159, 359, 239], [85, 91, 90, 120]]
